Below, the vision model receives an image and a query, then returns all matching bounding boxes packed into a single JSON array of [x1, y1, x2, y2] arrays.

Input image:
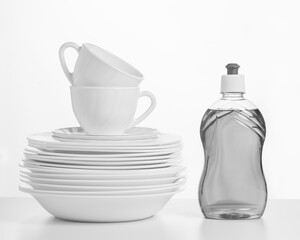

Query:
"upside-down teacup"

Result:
[[59, 42, 143, 87]]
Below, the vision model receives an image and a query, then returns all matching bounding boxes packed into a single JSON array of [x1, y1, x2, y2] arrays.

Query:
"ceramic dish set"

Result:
[[19, 42, 185, 222], [59, 42, 156, 135]]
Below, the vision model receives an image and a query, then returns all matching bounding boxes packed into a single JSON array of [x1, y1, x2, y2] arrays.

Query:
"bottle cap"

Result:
[[221, 63, 245, 93]]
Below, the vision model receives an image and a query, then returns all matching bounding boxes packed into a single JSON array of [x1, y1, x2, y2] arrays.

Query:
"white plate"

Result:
[[52, 135, 158, 143], [19, 187, 184, 222], [20, 177, 185, 192], [21, 164, 186, 175], [20, 181, 184, 196], [24, 147, 181, 159], [29, 144, 182, 154], [20, 167, 185, 180], [53, 127, 159, 141], [28, 132, 181, 148], [22, 159, 182, 170], [24, 154, 181, 166], [24, 151, 180, 162], [20, 173, 185, 186], [28, 140, 181, 150]]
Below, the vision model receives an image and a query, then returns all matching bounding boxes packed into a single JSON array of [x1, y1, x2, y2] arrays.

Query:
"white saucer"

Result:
[[53, 127, 159, 141]]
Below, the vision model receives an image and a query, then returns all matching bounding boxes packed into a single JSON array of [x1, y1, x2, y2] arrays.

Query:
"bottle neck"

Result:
[[221, 92, 245, 100]]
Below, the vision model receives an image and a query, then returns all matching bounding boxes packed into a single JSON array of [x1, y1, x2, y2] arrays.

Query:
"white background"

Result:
[[0, 0, 299, 199]]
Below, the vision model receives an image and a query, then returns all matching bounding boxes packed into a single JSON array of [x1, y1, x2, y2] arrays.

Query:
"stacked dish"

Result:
[[19, 127, 185, 222]]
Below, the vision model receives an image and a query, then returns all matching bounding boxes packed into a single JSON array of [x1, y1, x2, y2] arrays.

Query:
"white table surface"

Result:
[[0, 198, 299, 240]]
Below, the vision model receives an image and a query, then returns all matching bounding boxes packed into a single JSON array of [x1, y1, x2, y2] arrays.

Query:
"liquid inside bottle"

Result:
[[198, 64, 267, 220]]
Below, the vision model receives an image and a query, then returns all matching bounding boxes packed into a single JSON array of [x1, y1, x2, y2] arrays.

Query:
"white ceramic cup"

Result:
[[70, 87, 156, 135], [59, 42, 143, 87]]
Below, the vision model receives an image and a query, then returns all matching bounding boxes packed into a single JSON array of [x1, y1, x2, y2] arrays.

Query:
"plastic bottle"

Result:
[[199, 64, 267, 219]]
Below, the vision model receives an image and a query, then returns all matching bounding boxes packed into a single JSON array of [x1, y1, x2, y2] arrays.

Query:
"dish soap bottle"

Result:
[[199, 64, 267, 219]]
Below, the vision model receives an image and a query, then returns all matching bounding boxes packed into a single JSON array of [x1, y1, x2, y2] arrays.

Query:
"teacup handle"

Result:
[[129, 91, 157, 128], [59, 42, 81, 85]]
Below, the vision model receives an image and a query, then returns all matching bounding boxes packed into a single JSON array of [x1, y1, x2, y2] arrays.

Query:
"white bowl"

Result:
[[21, 188, 183, 222]]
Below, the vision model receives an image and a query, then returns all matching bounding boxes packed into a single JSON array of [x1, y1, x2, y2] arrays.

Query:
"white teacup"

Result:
[[59, 42, 143, 87], [70, 87, 156, 135]]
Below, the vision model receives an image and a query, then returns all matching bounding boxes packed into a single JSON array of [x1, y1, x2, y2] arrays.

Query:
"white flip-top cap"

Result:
[[221, 63, 245, 93]]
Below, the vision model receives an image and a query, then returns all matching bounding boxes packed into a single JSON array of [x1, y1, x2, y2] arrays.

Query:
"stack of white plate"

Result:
[[19, 127, 185, 222]]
